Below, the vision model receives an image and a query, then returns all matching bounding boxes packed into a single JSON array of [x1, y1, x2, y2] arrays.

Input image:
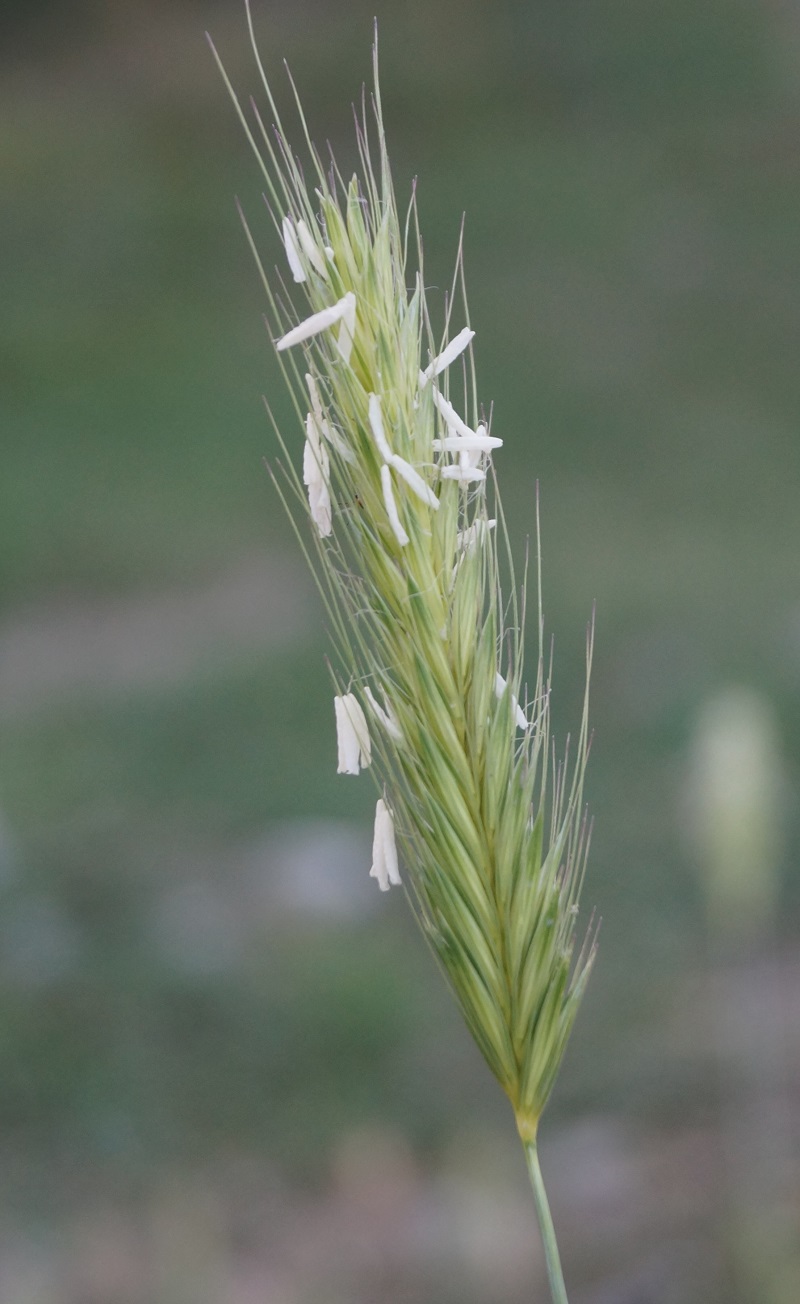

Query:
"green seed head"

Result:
[[211, 10, 597, 1131]]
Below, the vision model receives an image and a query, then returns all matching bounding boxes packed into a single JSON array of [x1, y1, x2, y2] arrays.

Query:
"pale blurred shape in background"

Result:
[[687, 684, 784, 943]]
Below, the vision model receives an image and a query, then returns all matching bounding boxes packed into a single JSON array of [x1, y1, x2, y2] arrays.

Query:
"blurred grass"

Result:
[[1, 3, 799, 1292]]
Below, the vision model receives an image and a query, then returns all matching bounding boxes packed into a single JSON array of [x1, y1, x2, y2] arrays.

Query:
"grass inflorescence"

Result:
[[211, 0, 595, 1163]]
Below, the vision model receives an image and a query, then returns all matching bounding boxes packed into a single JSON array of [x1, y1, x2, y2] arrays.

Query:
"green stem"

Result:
[[523, 1139, 569, 1304]]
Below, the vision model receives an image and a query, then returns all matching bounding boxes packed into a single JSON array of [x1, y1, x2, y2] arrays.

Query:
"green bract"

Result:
[[211, 11, 596, 1141]]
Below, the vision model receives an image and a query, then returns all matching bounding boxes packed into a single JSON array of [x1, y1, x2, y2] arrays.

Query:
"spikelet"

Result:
[[209, 8, 596, 1147]]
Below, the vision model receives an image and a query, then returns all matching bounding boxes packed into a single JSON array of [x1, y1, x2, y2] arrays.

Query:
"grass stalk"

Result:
[[524, 1139, 570, 1304]]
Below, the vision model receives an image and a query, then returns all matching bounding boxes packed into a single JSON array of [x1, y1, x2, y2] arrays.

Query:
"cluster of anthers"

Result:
[[278, 270, 500, 540]]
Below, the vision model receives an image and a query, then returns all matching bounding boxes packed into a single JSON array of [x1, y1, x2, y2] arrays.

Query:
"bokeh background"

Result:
[[2, 1, 799, 1300]]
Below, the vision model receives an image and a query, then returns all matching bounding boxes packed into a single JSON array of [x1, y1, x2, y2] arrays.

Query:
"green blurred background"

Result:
[[2, 1, 798, 1300]]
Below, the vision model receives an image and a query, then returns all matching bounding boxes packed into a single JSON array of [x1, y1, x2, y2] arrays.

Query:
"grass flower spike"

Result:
[[211, 10, 596, 1299]]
